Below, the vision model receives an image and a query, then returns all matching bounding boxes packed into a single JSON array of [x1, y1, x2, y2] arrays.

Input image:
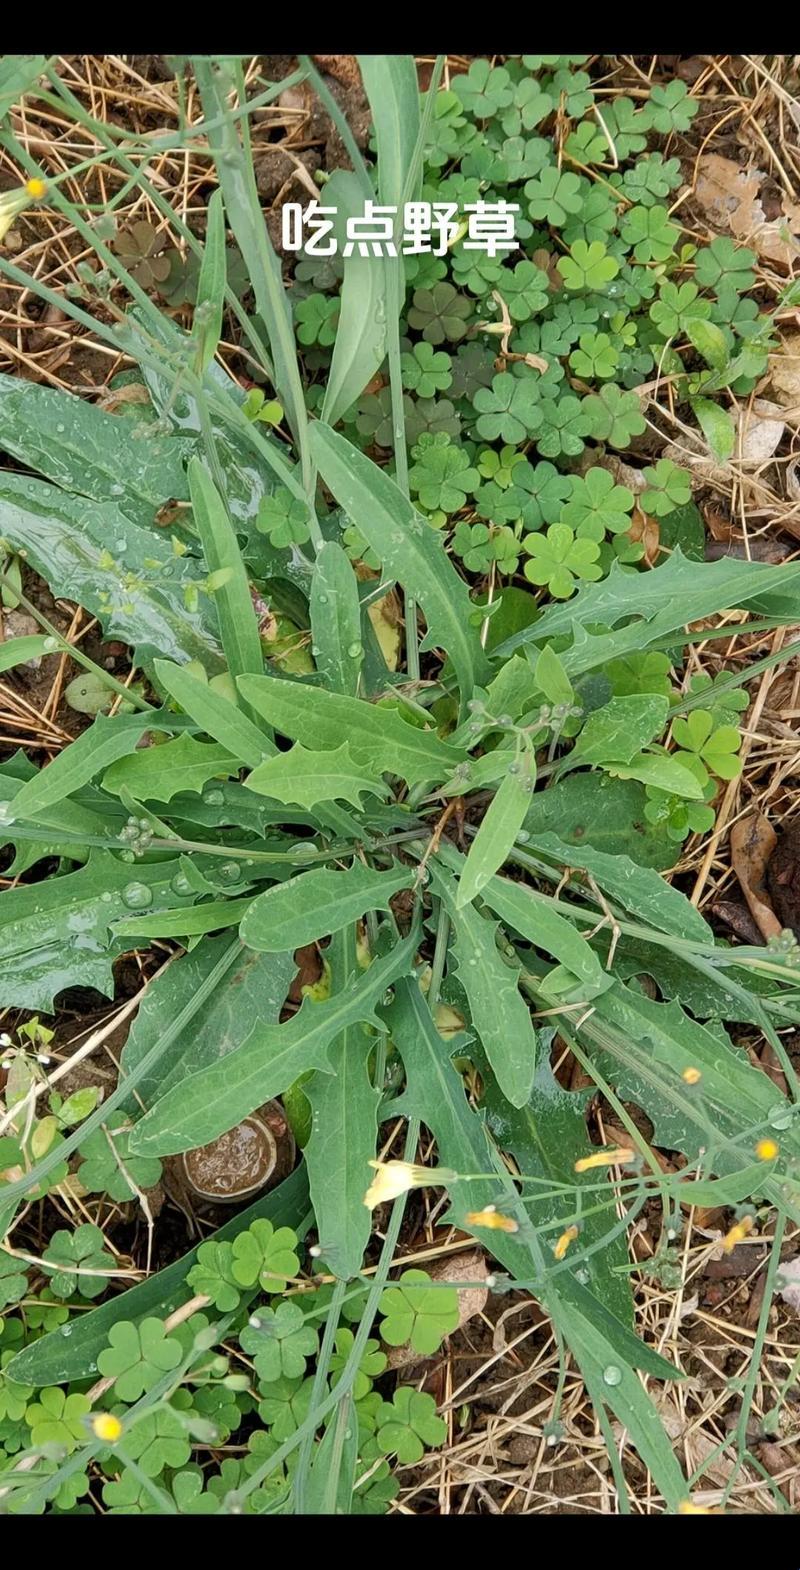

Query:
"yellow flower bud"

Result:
[[681, 1067, 702, 1085], [721, 1214, 754, 1253], [91, 1412, 123, 1443], [574, 1145, 635, 1173], [553, 1225, 579, 1260], [755, 1138, 778, 1162], [464, 1206, 519, 1234], [363, 1159, 455, 1210]]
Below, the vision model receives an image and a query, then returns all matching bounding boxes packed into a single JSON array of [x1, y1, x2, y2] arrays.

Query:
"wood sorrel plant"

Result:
[[1, 52, 800, 1514]]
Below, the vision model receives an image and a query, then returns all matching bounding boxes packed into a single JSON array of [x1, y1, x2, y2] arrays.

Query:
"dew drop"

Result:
[[203, 789, 224, 806], [768, 1105, 793, 1131], [317, 595, 328, 606], [218, 861, 242, 883], [121, 881, 154, 910], [100, 891, 112, 903], [60, 1325, 72, 1337], [347, 642, 363, 659], [602, 1364, 622, 1387], [575, 1267, 590, 1285], [170, 873, 192, 896], [119, 849, 135, 863], [42, 636, 59, 652], [56, 422, 66, 434]]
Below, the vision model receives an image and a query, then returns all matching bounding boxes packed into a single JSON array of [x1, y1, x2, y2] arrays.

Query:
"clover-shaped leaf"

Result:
[[409, 433, 479, 515], [452, 60, 514, 120], [650, 279, 711, 338], [76, 1125, 161, 1203], [187, 1240, 242, 1311], [606, 652, 674, 699], [378, 1268, 460, 1355], [506, 458, 572, 529], [352, 1436, 399, 1515], [401, 341, 453, 398], [449, 341, 497, 399], [376, 1386, 447, 1464], [501, 77, 554, 137], [536, 395, 593, 458], [117, 1403, 192, 1477], [0, 1253, 27, 1309], [328, 1328, 387, 1402], [562, 467, 635, 539], [523, 523, 602, 599], [694, 236, 756, 294], [499, 134, 551, 183], [641, 458, 692, 517], [295, 292, 339, 346], [477, 444, 526, 489], [524, 166, 583, 227], [558, 239, 620, 292], [257, 1374, 316, 1441], [563, 185, 617, 247], [407, 281, 472, 344], [230, 1218, 300, 1293], [569, 330, 619, 380], [644, 79, 698, 134], [472, 371, 543, 444], [500, 259, 549, 322], [598, 97, 650, 160], [256, 488, 311, 548], [643, 788, 716, 844], [24, 1387, 90, 1453], [582, 383, 646, 448], [239, 1302, 318, 1383], [42, 1223, 114, 1301], [685, 671, 749, 722], [453, 521, 521, 575], [97, 1317, 182, 1402], [671, 709, 743, 782], [620, 204, 679, 263], [614, 152, 682, 205]]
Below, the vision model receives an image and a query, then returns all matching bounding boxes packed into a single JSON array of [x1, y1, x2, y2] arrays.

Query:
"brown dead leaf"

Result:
[[695, 153, 800, 271], [695, 154, 762, 232], [730, 812, 782, 941], [777, 1256, 800, 1312], [768, 331, 800, 411], [739, 399, 785, 465], [386, 1248, 489, 1369], [627, 505, 660, 567]]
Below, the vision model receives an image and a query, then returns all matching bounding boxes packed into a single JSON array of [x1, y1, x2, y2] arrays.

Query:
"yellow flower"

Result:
[[755, 1138, 779, 1162], [574, 1145, 635, 1173], [0, 178, 46, 245], [721, 1214, 754, 1253], [678, 1498, 716, 1514], [553, 1224, 579, 1260], [363, 1160, 455, 1210], [90, 1412, 123, 1443], [682, 1067, 702, 1085], [464, 1206, 519, 1234]]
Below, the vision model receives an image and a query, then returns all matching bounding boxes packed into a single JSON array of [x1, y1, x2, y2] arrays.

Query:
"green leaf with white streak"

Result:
[[303, 928, 380, 1280], [309, 423, 491, 713], [238, 673, 465, 786], [6, 712, 162, 820], [309, 540, 364, 696], [433, 866, 539, 1108], [0, 371, 190, 527], [456, 759, 534, 908], [120, 934, 296, 1112], [128, 925, 419, 1156], [240, 862, 414, 953], [524, 831, 712, 942], [244, 742, 388, 810], [0, 474, 223, 671], [102, 734, 239, 802], [0, 851, 198, 1010], [188, 456, 264, 686], [567, 695, 669, 767]]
